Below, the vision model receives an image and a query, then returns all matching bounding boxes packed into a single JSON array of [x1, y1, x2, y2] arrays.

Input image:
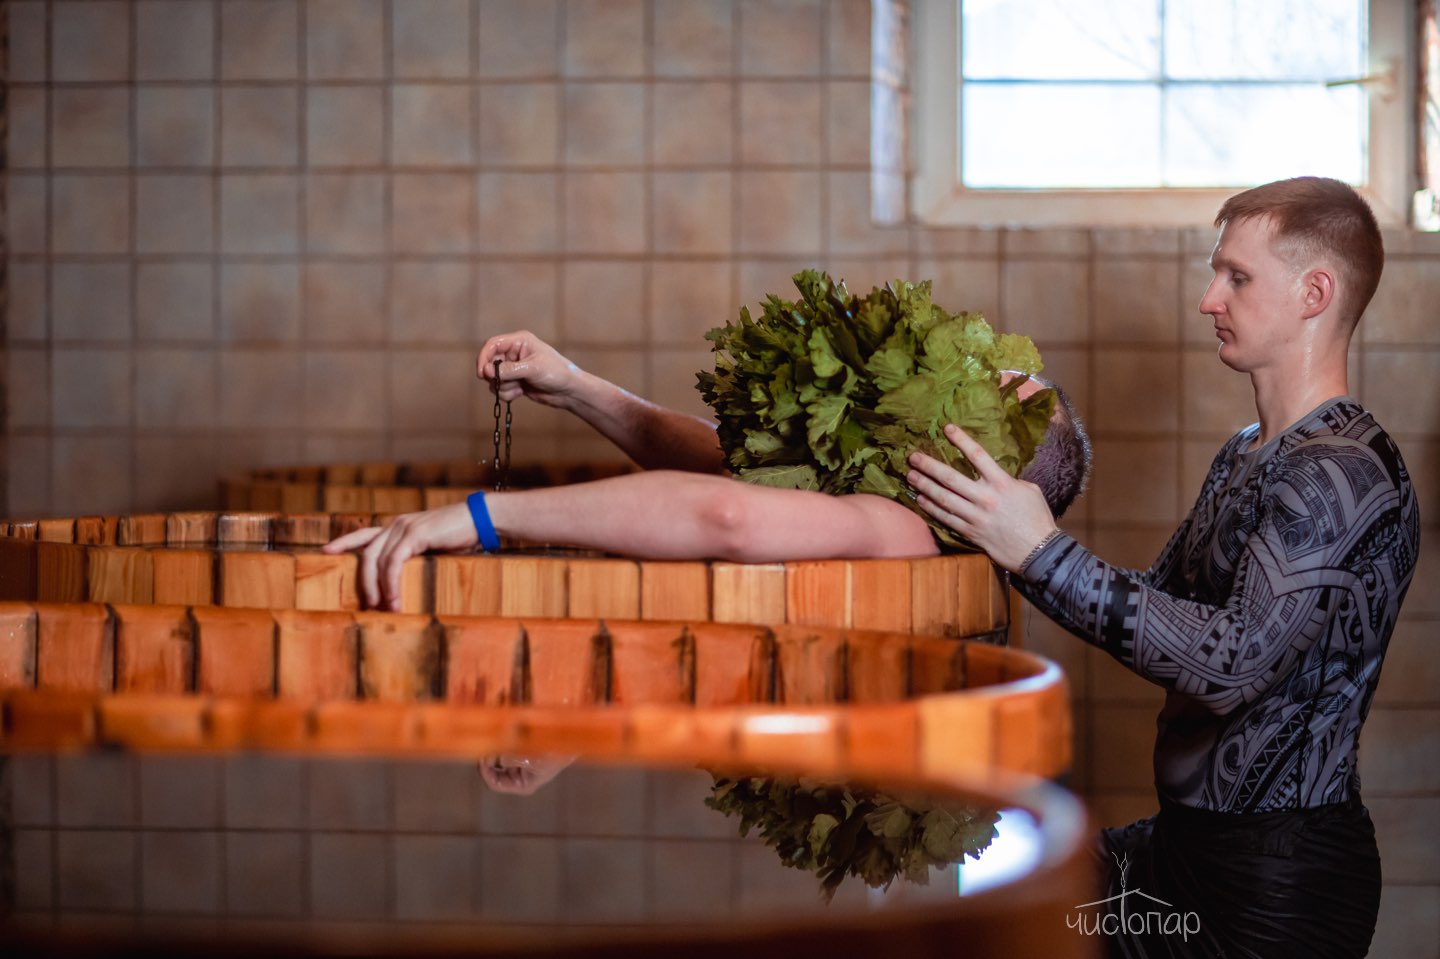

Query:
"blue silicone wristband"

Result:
[[466, 490, 501, 553]]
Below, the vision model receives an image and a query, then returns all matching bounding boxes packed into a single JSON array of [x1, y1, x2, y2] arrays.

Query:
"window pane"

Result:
[[1165, 0, 1366, 80], [1164, 84, 1366, 186], [962, 0, 1160, 81], [962, 84, 1161, 188]]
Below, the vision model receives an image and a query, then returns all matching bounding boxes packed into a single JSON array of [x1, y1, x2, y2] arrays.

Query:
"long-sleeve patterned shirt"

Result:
[[1016, 398, 1419, 812]]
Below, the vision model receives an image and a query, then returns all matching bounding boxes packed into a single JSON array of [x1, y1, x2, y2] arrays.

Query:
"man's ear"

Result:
[[1300, 268, 1336, 319]]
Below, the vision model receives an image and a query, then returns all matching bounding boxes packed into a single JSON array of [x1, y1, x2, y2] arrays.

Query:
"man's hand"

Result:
[[476, 330, 585, 409], [906, 423, 1059, 573], [322, 500, 476, 611]]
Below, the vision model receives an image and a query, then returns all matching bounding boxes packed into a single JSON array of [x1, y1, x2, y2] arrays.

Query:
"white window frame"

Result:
[[909, 0, 1416, 227]]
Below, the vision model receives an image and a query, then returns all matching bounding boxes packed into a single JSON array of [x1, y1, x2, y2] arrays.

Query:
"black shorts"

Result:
[[1092, 797, 1381, 959]]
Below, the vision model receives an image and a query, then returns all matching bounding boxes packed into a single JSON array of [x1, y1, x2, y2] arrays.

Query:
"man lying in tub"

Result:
[[324, 318, 1090, 613]]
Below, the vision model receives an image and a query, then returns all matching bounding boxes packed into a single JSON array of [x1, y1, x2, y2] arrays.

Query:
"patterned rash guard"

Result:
[[1016, 397, 1419, 813]]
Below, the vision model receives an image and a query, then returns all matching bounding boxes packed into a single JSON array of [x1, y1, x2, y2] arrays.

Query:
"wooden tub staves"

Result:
[[0, 601, 1068, 786], [0, 511, 1012, 638], [220, 458, 638, 513]]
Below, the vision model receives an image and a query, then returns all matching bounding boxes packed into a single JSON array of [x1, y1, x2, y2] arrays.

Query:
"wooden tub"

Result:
[[0, 511, 1011, 638]]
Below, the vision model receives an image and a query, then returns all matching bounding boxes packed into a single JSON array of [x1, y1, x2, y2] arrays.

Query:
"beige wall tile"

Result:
[[309, 833, 387, 919], [220, 86, 300, 167], [1181, 348, 1255, 434], [827, 0, 872, 75], [306, 0, 385, 81], [822, 257, 909, 299], [1092, 228, 1181, 258], [479, 83, 560, 167], [1093, 259, 1181, 344], [1001, 259, 1089, 345], [650, 346, 718, 421], [304, 261, 387, 343], [302, 351, 388, 430], [8, 262, 49, 342], [1089, 437, 1182, 526], [225, 833, 304, 917], [141, 832, 221, 914], [220, 262, 301, 342], [739, 0, 823, 77], [477, 837, 563, 922], [220, 174, 301, 254], [1180, 256, 1218, 345], [222, 755, 305, 829], [1362, 351, 1440, 438], [221, 0, 299, 80], [9, 1, 49, 83], [390, 260, 476, 344], [52, 174, 131, 255], [137, 174, 214, 254], [561, 765, 649, 836], [132, 435, 219, 511], [563, 348, 648, 403], [137, 262, 215, 341], [827, 80, 871, 167], [390, 760, 478, 832], [137, 0, 214, 80], [1090, 348, 1179, 434], [1369, 797, 1440, 882], [739, 82, 823, 165], [736, 170, 822, 255], [1369, 885, 1440, 959], [393, 84, 476, 167], [211, 432, 303, 477], [57, 832, 138, 911], [561, 838, 647, 921], [564, 171, 647, 253], [477, 261, 561, 342], [737, 258, 819, 312], [7, 87, 47, 170], [136, 87, 216, 168], [388, 349, 477, 431], [1088, 646, 1168, 705], [561, 261, 646, 344], [7, 348, 51, 429], [393, 0, 472, 79], [7, 436, 52, 517], [52, 349, 133, 428], [12, 830, 53, 911], [7, 175, 49, 254], [565, 83, 646, 166], [394, 834, 478, 920], [393, 172, 474, 254], [563, 0, 645, 78], [477, 0, 560, 79], [305, 173, 386, 255], [829, 171, 909, 256], [477, 172, 558, 253], [650, 840, 737, 920], [304, 431, 390, 464], [306, 85, 386, 166], [651, 82, 734, 166], [52, 436, 134, 515], [52, 262, 132, 341], [53, 0, 131, 81], [1359, 707, 1440, 792], [219, 349, 303, 428], [648, 261, 736, 344], [135, 348, 218, 429], [655, 0, 734, 76], [654, 171, 733, 254], [51, 87, 131, 168], [1087, 524, 1176, 573], [1003, 228, 1090, 257], [1365, 259, 1440, 345]]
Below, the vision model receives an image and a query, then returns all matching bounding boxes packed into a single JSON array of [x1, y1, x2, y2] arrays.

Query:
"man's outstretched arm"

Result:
[[324, 472, 940, 611], [477, 331, 726, 474]]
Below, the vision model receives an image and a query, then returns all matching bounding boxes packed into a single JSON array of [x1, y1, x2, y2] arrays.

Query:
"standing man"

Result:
[[907, 176, 1420, 957]]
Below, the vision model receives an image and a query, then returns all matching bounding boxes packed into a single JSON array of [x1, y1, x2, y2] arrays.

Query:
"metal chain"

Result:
[[491, 358, 512, 491]]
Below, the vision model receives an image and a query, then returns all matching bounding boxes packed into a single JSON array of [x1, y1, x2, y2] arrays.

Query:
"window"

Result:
[[910, 0, 1415, 226]]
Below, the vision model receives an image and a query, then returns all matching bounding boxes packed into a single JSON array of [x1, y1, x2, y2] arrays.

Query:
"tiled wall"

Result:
[[6, 755, 951, 936], [3, 1, 1438, 955]]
